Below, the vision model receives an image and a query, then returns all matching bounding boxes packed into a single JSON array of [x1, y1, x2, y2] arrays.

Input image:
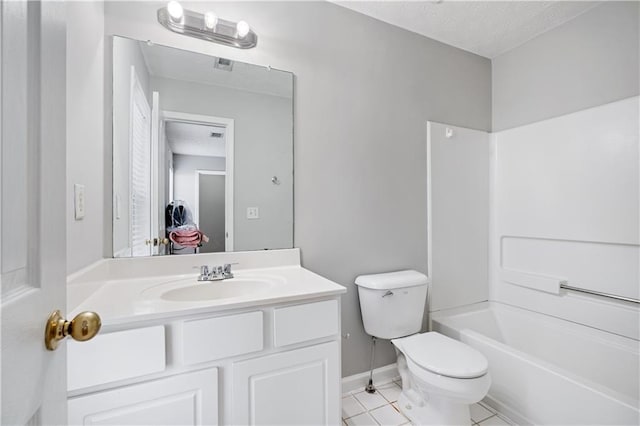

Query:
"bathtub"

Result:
[[431, 301, 639, 425]]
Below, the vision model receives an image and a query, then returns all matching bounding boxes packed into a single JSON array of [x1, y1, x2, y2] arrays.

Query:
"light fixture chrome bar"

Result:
[[157, 7, 257, 49], [560, 283, 639, 304]]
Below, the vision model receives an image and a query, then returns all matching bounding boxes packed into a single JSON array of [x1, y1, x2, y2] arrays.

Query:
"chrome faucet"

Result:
[[197, 263, 235, 281]]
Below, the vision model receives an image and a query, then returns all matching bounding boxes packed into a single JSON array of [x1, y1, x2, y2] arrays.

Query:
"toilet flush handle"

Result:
[[382, 290, 394, 297]]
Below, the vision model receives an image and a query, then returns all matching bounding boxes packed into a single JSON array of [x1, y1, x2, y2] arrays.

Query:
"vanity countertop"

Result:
[[67, 250, 346, 330]]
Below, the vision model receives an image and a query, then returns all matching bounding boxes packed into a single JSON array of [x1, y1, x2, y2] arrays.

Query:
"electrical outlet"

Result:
[[74, 184, 85, 220], [246, 207, 259, 219]]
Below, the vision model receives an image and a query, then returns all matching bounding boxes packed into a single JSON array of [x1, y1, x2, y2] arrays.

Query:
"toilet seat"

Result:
[[403, 355, 492, 404], [394, 332, 488, 379]]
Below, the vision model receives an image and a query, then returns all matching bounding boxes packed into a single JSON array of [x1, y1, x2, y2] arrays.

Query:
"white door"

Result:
[[150, 91, 166, 255], [195, 171, 226, 253], [129, 69, 152, 257], [1, 1, 68, 424]]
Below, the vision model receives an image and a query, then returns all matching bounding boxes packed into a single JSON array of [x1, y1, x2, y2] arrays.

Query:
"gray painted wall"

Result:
[[102, 1, 492, 377], [66, 1, 106, 273], [152, 76, 293, 251], [492, 1, 640, 131]]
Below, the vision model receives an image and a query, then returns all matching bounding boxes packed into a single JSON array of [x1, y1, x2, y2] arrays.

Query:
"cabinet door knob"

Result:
[[44, 310, 102, 351]]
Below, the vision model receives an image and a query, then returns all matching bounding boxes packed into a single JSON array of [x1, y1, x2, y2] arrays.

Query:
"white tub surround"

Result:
[[66, 249, 346, 425], [490, 97, 639, 339], [427, 122, 490, 313], [425, 96, 640, 426], [433, 302, 640, 425]]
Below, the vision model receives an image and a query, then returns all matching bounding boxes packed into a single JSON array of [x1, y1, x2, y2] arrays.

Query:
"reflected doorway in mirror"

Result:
[[163, 111, 235, 254]]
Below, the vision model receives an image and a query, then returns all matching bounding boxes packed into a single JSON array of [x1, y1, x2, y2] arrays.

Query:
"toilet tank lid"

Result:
[[355, 270, 429, 290]]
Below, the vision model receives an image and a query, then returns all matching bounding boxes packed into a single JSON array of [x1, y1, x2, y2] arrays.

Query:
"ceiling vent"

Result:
[[214, 57, 233, 72]]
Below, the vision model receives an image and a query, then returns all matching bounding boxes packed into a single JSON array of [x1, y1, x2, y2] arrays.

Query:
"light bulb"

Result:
[[167, 1, 183, 21], [236, 20, 250, 38], [204, 12, 218, 30]]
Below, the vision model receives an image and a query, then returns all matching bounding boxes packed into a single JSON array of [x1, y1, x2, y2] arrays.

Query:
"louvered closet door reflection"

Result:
[[130, 66, 152, 257]]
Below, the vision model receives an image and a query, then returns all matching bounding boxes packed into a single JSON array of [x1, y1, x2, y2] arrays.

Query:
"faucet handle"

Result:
[[223, 263, 236, 277], [197, 265, 210, 281]]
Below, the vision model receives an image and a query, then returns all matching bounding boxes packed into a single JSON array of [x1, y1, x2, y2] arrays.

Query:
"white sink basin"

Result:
[[140, 275, 284, 303], [161, 278, 273, 302]]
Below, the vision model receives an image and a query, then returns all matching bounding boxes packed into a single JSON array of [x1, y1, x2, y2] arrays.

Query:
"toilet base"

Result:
[[397, 390, 472, 426]]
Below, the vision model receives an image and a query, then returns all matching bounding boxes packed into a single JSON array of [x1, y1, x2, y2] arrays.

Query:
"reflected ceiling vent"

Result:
[[214, 57, 234, 72]]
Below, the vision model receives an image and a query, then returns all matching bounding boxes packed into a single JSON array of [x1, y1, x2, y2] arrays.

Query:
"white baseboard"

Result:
[[341, 363, 399, 395], [482, 394, 531, 426]]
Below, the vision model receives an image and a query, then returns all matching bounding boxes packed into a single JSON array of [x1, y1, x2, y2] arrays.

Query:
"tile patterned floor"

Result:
[[342, 379, 515, 426]]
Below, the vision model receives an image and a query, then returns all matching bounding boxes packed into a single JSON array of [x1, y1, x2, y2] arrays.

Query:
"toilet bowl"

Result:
[[392, 332, 491, 425], [354, 270, 491, 425]]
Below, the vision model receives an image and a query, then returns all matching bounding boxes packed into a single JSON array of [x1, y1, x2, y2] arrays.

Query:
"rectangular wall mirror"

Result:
[[112, 36, 294, 257]]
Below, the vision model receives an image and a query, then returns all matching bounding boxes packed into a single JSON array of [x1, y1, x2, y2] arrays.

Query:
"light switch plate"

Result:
[[74, 184, 85, 220], [246, 207, 259, 219]]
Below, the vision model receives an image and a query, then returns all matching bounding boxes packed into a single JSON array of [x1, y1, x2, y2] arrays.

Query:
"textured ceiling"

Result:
[[333, 1, 602, 58]]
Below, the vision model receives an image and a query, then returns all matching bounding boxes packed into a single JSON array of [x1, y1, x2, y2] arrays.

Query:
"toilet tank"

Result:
[[355, 270, 429, 339]]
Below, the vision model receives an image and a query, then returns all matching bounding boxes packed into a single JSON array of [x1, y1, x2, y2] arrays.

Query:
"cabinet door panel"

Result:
[[232, 342, 339, 425], [68, 368, 218, 425]]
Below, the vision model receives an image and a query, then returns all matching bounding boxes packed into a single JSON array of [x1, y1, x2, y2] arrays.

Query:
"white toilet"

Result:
[[355, 270, 491, 426]]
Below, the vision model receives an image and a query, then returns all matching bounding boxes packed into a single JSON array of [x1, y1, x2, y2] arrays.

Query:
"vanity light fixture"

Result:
[[157, 2, 257, 49]]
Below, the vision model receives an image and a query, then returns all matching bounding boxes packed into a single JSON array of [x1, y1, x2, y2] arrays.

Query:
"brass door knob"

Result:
[[44, 310, 101, 351]]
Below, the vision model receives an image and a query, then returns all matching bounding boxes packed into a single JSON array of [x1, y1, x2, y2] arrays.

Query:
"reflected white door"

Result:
[[1, 1, 68, 423], [129, 69, 152, 257], [150, 91, 166, 255], [197, 172, 226, 253]]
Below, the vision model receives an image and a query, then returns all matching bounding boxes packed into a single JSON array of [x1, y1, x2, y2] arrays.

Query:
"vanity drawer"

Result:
[[273, 300, 339, 347], [181, 311, 263, 365], [68, 326, 166, 391]]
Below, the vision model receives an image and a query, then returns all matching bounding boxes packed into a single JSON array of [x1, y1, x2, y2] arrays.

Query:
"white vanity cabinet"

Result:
[[67, 297, 342, 426]]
